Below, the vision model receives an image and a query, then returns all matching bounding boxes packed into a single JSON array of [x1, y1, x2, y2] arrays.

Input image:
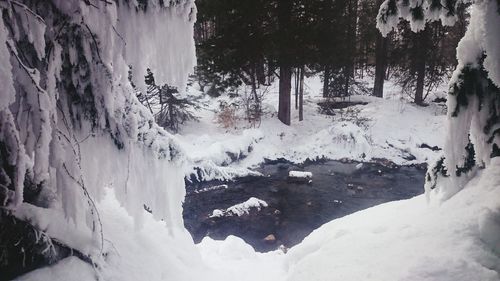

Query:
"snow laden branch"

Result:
[[377, 0, 500, 201], [0, 0, 196, 267]]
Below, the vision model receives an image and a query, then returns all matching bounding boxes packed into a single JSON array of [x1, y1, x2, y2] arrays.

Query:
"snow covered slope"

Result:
[[197, 159, 500, 281], [284, 159, 500, 281]]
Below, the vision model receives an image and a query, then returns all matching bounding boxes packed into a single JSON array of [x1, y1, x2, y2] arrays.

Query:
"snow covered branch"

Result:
[[0, 0, 196, 261]]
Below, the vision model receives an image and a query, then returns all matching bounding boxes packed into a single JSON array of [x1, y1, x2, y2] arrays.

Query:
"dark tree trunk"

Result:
[[299, 66, 304, 121], [414, 58, 425, 105], [323, 66, 330, 98], [279, 66, 292, 125], [295, 68, 299, 109], [256, 60, 266, 85], [414, 30, 427, 105], [277, 0, 292, 125], [343, 0, 358, 97], [373, 31, 388, 98]]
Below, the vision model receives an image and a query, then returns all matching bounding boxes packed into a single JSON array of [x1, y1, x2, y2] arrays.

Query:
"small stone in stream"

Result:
[[264, 234, 276, 243], [307, 201, 313, 206], [355, 163, 363, 169], [274, 209, 281, 215], [356, 186, 364, 191]]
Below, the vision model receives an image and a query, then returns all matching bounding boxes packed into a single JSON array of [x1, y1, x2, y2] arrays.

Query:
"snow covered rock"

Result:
[[209, 197, 269, 218], [288, 171, 313, 178]]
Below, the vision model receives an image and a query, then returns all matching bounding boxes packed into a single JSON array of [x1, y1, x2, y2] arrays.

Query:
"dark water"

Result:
[[183, 159, 426, 252]]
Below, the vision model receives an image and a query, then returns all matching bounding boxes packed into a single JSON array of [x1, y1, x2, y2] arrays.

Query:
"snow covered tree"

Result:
[[142, 69, 198, 133], [0, 0, 196, 278], [387, 20, 465, 105], [377, 0, 500, 199]]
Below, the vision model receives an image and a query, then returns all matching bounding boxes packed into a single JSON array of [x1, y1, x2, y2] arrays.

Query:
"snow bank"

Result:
[[197, 236, 286, 281], [19, 160, 500, 281], [179, 129, 264, 181], [16, 190, 207, 281], [209, 197, 268, 218], [284, 160, 500, 281], [188, 159, 262, 182]]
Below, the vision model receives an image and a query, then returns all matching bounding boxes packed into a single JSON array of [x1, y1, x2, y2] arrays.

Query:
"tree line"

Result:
[[194, 0, 468, 125]]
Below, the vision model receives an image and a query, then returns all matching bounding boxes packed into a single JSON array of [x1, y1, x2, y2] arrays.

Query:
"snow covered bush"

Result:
[[378, 0, 500, 200], [0, 0, 195, 277]]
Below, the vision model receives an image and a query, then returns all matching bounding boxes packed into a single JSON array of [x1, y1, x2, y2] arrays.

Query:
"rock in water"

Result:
[[264, 234, 276, 243]]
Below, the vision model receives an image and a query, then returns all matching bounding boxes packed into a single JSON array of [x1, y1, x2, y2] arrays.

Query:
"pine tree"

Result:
[[142, 69, 198, 133]]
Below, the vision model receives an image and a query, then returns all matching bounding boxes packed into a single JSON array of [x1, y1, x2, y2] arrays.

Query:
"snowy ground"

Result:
[[178, 75, 447, 181], [15, 76, 500, 281]]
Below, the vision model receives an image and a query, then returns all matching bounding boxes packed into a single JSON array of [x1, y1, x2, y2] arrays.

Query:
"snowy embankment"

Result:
[[178, 76, 446, 182], [196, 159, 500, 281], [17, 160, 500, 281], [283, 159, 500, 281]]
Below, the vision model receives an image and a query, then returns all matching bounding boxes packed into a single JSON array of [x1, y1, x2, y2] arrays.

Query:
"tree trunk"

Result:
[[295, 68, 299, 109], [256, 60, 266, 85], [414, 59, 425, 105], [279, 66, 292, 125], [343, 0, 358, 97], [323, 66, 330, 98], [373, 30, 388, 98], [299, 66, 304, 121], [277, 0, 292, 125], [414, 30, 427, 105]]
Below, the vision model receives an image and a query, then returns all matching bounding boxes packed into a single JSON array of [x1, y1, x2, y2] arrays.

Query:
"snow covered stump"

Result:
[[288, 171, 313, 184]]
